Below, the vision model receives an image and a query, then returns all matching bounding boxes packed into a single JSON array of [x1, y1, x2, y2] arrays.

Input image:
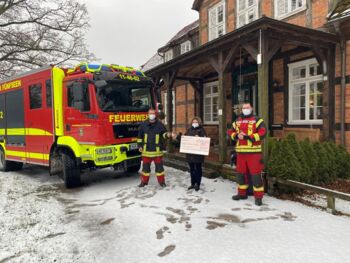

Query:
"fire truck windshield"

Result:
[[96, 81, 154, 112]]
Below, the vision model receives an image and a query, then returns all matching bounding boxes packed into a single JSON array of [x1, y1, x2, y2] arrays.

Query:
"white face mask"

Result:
[[242, 109, 252, 116], [192, 123, 199, 128], [149, 114, 156, 121]]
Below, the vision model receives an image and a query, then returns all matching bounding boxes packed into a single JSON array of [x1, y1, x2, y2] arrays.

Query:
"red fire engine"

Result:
[[0, 63, 159, 188]]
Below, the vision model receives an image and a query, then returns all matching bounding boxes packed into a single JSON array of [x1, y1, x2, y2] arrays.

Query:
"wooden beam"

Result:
[[208, 56, 220, 72], [243, 43, 258, 61], [223, 43, 239, 72], [312, 47, 328, 75], [176, 76, 202, 82], [266, 40, 282, 61]]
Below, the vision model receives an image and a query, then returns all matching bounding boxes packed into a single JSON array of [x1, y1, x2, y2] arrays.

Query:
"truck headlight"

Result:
[[96, 148, 113, 155]]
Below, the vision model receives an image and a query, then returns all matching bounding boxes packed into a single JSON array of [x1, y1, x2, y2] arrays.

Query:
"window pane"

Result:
[[300, 108, 305, 120], [316, 107, 322, 119], [212, 85, 218, 94], [218, 5, 224, 23], [205, 87, 211, 95], [248, 0, 255, 7], [292, 66, 306, 79], [238, 14, 246, 27], [309, 107, 314, 120], [298, 0, 303, 8], [278, 0, 288, 16], [291, 0, 297, 11], [248, 10, 255, 22], [29, 83, 42, 109], [309, 63, 321, 76], [204, 114, 211, 122], [293, 83, 305, 96], [46, 79, 52, 107], [239, 0, 245, 11], [217, 25, 224, 37], [293, 109, 300, 120]]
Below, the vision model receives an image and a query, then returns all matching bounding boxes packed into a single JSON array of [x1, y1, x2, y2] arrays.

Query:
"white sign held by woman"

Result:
[[180, 136, 211, 156]]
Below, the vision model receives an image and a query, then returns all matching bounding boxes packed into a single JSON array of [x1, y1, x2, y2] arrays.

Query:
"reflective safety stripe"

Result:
[[7, 150, 49, 160], [0, 128, 52, 136], [142, 151, 163, 157], [256, 119, 264, 128], [155, 134, 160, 153], [162, 133, 168, 139], [235, 146, 262, 153], [142, 172, 150, 177], [253, 133, 260, 142], [137, 139, 142, 143], [156, 172, 165, 177], [144, 134, 148, 151], [238, 184, 249, 190], [231, 132, 236, 140], [253, 186, 264, 192], [247, 122, 253, 147]]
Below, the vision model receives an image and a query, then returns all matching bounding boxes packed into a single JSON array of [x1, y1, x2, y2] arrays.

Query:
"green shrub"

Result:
[[334, 144, 350, 179], [300, 138, 319, 183], [313, 142, 333, 184]]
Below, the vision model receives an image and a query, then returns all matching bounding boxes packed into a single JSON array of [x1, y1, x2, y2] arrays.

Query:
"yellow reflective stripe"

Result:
[[156, 134, 159, 144], [144, 134, 148, 151], [253, 133, 260, 142], [236, 148, 262, 153], [144, 134, 148, 143], [253, 186, 264, 192], [256, 119, 263, 128], [142, 172, 150, 176], [7, 150, 49, 160], [0, 128, 52, 136], [232, 122, 236, 129], [238, 184, 249, 190], [231, 132, 236, 140], [137, 139, 142, 143], [53, 67, 65, 136], [142, 151, 163, 157], [156, 172, 165, 176]]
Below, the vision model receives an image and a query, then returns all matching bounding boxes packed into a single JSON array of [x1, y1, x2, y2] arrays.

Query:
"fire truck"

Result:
[[0, 63, 159, 188]]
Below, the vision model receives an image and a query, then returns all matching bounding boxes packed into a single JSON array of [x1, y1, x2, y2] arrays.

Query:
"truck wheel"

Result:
[[127, 163, 141, 174], [62, 151, 81, 188], [0, 147, 23, 172]]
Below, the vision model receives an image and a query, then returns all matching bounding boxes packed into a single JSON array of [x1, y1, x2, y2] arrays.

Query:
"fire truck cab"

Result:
[[0, 63, 158, 188]]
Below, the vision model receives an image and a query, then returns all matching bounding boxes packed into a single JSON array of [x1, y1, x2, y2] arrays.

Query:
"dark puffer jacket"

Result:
[[185, 126, 207, 163]]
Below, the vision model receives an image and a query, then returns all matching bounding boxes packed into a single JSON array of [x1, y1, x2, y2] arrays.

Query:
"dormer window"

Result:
[[208, 1, 226, 41], [275, 0, 306, 19], [164, 49, 173, 62], [180, 41, 192, 54], [237, 0, 258, 28]]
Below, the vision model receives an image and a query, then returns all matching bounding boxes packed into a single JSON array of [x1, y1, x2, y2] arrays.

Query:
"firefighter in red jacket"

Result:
[[137, 109, 175, 187], [229, 102, 267, 206]]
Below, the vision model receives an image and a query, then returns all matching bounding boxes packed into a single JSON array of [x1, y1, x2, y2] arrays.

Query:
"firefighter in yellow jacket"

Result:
[[137, 109, 175, 187], [228, 102, 267, 206]]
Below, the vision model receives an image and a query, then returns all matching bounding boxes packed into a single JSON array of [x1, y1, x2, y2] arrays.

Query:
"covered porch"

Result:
[[146, 16, 339, 165]]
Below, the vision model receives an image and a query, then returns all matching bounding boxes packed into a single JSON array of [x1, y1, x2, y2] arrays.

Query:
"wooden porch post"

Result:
[[163, 70, 177, 152], [208, 45, 239, 164], [257, 29, 269, 162]]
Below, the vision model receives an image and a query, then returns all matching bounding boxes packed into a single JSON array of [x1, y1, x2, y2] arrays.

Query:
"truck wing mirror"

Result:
[[94, 80, 107, 88]]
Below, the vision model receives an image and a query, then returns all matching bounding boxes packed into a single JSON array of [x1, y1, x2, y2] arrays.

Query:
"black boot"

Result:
[[194, 184, 200, 191], [188, 185, 194, 190], [159, 182, 167, 187], [232, 194, 248, 201], [255, 198, 263, 206], [138, 182, 147, 187]]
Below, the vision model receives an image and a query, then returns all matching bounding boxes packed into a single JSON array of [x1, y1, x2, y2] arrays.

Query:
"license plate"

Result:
[[129, 143, 138, 150]]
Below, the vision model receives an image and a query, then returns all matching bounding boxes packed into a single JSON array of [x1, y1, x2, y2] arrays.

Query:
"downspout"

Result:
[[340, 37, 346, 146]]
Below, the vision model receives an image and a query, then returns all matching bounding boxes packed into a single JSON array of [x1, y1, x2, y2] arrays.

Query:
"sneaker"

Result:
[[188, 185, 194, 190], [138, 182, 147, 187], [232, 194, 248, 201], [255, 198, 263, 206], [194, 184, 200, 191], [159, 183, 167, 187]]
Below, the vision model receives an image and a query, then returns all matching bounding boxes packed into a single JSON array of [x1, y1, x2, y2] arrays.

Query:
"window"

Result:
[[164, 91, 175, 124], [164, 49, 173, 62], [67, 80, 90, 111], [46, 79, 52, 107], [204, 82, 219, 124], [275, 0, 306, 19], [288, 58, 323, 125], [181, 41, 192, 54], [237, 0, 258, 28], [208, 1, 226, 41], [29, 83, 42, 109]]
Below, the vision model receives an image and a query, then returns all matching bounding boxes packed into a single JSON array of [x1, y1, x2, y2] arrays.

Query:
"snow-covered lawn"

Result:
[[1, 165, 350, 263]]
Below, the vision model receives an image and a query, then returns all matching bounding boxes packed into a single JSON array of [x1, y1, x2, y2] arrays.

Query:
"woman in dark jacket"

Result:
[[185, 117, 207, 191]]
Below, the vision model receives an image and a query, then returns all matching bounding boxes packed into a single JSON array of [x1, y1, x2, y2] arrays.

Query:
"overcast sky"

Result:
[[80, 0, 198, 69]]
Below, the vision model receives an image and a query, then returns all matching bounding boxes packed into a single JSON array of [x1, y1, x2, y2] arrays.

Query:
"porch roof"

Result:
[[145, 16, 339, 78]]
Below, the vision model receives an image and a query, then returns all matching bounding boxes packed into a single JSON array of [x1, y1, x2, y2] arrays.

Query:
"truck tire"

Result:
[[0, 147, 23, 172], [127, 163, 141, 174], [62, 151, 81, 188]]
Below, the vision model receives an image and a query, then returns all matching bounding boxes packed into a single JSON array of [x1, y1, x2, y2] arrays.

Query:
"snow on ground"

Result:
[[1, 165, 350, 263]]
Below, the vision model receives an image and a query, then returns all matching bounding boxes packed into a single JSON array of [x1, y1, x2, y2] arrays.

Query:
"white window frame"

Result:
[[208, 1, 226, 41], [237, 0, 259, 28], [180, 40, 192, 54], [164, 49, 173, 62], [164, 91, 175, 125], [203, 81, 219, 125], [274, 0, 306, 20], [288, 58, 323, 125]]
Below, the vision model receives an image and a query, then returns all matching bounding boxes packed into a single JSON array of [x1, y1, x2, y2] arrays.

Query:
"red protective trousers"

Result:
[[140, 156, 165, 184], [236, 153, 264, 199]]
